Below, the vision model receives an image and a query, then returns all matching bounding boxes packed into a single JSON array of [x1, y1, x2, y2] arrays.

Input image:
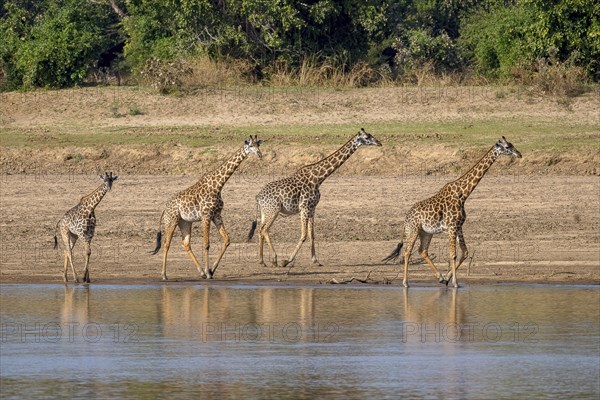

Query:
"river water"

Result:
[[1, 283, 598, 399]]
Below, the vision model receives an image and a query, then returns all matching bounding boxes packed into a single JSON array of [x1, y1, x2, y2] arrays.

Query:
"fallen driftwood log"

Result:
[[322, 271, 403, 285]]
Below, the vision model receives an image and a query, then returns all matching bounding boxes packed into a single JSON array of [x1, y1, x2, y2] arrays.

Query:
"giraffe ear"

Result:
[[113, 176, 120, 182], [244, 139, 249, 145], [98, 175, 104, 180], [256, 140, 263, 146]]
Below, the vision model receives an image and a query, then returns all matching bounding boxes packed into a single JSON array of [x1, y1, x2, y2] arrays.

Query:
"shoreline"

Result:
[[2, 274, 598, 286]]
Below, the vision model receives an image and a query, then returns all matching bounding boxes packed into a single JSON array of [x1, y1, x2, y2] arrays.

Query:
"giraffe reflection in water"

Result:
[[158, 285, 317, 342]]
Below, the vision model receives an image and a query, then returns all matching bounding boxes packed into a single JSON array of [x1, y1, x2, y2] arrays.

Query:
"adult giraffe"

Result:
[[152, 136, 263, 280], [383, 136, 522, 288], [248, 128, 382, 268]]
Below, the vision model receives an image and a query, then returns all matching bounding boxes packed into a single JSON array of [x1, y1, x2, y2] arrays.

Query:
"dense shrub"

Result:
[[0, 0, 118, 89], [460, 0, 600, 80], [459, 4, 534, 78], [393, 29, 462, 77]]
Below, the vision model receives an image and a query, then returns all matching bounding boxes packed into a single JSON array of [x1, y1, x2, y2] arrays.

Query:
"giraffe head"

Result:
[[244, 135, 263, 159], [98, 171, 119, 190], [494, 136, 522, 158], [355, 128, 382, 147]]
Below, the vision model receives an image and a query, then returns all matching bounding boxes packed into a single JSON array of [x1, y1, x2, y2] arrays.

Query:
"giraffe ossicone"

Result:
[[53, 172, 119, 283], [383, 137, 521, 288], [248, 128, 382, 269], [151, 136, 262, 280]]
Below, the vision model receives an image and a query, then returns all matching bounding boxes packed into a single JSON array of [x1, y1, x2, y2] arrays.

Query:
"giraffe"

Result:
[[151, 136, 263, 280], [247, 128, 382, 268], [383, 137, 522, 288], [53, 172, 119, 283]]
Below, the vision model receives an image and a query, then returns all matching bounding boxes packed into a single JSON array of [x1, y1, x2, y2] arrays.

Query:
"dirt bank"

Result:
[[1, 86, 599, 176]]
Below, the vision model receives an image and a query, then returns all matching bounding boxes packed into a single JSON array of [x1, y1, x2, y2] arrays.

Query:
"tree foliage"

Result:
[[1, 0, 598, 89], [1, 0, 119, 89], [459, 0, 600, 79]]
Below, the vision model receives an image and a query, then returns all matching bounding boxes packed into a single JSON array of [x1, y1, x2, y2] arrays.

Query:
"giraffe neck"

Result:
[[454, 146, 500, 198], [80, 183, 110, 212], [300, 137, 360, 185], [204, 147, 247, 192]]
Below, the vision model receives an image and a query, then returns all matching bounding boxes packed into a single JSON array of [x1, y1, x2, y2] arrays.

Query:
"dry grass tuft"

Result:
[[110, 55, 595, 96], [511, 60, 590, 98]]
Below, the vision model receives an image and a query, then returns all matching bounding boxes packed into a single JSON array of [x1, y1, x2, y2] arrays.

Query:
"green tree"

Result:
[[1, 0, 119, 89], [459, 0, 599, 79]]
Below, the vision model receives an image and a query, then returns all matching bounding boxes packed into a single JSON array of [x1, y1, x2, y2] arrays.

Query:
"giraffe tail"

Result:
[[247, 220, 257, 242], [53, 222, 59, 250], [150, 211, 164, 255], [246, 198, 260, 242], [150, 231, 162, 255], [382, 242, 403, 263]]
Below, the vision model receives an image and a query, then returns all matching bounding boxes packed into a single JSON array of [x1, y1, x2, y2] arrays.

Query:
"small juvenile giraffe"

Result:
[[383, 137, 522, 288], [248, 128, 382, 268], [54, 172, 119, 283], [151, 136, 262, 280]]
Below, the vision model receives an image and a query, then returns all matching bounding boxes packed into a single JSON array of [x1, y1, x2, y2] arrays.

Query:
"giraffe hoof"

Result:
[[259, 262, 267, 268], [280, 260, 291, 268], [439, 278, 448, 285], [403, 282, 409, 288]]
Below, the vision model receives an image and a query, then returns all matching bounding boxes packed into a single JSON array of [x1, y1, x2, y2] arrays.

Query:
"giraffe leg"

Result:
[[179, 220, 206, 279], [445, 229, 468, 282], [201, 219, 211, 278], [161, 223, 177, 281], [419, 231, 446, 284], [308, 217, 321, 266], [209, 214, 230, 278], [60, 230, 70, 283], [281, 211, 309, 268], [67, 233, 79, 284], [259, 212, 279, 268], [402, 232, 419, 288], [258, 231, 266, 267], [447, 228, 459, 288], [82, 241, 92, 283], [63, 250, 69, 283]]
